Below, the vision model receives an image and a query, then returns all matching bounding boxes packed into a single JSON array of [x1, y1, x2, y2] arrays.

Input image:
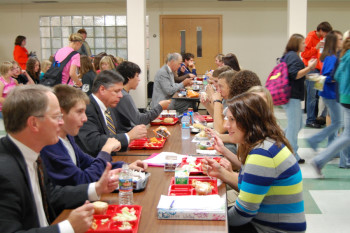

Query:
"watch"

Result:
[[213, 99, 222, 104]]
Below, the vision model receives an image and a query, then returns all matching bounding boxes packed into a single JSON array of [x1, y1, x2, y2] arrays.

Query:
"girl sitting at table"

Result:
[[204, 92, 306, 233]]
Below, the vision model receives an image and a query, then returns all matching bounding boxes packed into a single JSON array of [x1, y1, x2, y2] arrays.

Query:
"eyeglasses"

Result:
[[35, 113, 63, 121]]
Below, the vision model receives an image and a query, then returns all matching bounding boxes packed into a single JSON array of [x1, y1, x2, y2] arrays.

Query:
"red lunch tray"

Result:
[[128, 138, 166, 150], [86, 205, 142, 233], [179, 157, 221, 174], [150, 117, 179, 126], [168, 176, 218, 196]]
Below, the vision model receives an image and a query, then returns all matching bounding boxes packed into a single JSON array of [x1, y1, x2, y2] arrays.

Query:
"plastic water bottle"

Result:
[[203, 76, 208, 86], [181, 113, 190, 140], [119, 163, 133, 205]]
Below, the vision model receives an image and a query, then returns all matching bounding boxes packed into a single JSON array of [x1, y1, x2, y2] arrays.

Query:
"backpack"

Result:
[[40, 51, 78, 87], [265, 56, 291, 106]]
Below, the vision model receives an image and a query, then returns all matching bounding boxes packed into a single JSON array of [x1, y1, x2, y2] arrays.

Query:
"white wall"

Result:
[[1, 1, 350, 101]]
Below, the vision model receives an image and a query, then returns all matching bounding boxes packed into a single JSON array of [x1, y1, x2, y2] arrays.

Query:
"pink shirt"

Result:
[[0, 76, 17, 111], [54, 46, 80, 85]]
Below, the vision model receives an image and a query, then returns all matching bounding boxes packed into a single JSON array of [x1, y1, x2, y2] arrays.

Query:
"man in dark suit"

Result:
[[76, 70, 147, 157], [0, 85, 118, 233]]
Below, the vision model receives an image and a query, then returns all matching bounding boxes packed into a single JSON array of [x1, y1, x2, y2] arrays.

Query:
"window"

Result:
[[40, 15, 128, 60]]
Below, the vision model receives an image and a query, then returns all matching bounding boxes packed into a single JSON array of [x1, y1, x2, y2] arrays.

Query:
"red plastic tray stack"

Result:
[[128, 137, 166, 150], [150, 117, 179, 126], [87, 205, 142, 233], [168, 176, 218, 196]]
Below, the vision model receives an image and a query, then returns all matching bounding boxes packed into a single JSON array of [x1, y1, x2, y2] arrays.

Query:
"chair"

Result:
[[147, 81, 154, 110]]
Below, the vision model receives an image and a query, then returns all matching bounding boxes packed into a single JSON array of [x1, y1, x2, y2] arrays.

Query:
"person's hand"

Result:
[[127, 124, 147, 141], [219, 157, 233, 172], [108, 168, 122, 182], [101, 138, 121, 153], [68, 201, 94, 233], [95, 162, 119, 195], [129, 160, 148, 171], [316, 41, 325, 50], [202, 157, 223, 179], [308, 58, 317, 70], [189, 61, 195, 69], [159, 99, 171, 110], [75, 80, 83, 87], [212, 92, 223, 103], [180, 64, 186, 73], [205, 128, 226, 154], [188, 74, 196, 79], [205, 84, 215, 101], [182, 78, 193, 87]]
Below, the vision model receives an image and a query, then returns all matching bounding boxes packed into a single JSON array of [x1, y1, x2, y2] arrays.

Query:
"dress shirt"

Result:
[[91, 94, 129, 143], [8, 135, 100, 233], [60, 137, 76, 165]]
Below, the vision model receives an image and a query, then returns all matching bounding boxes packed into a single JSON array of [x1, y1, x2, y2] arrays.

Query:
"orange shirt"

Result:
[[13, 45, 28, 70], [301, 30, 323, 71]]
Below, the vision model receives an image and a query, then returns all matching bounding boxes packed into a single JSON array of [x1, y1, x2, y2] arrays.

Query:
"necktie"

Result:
[[105, 109, 117, 136], [36, 157, 51, 224]]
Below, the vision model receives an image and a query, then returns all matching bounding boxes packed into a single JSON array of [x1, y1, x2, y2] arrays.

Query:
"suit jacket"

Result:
[[75, 95, 129, 157], [150, 65, 184, 110], [0, 136, 88, 233]]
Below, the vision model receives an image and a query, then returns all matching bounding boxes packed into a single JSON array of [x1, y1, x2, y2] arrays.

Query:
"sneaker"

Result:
[[298, 158, 305, 164], [306, 122, 322, 128], [310, 160, 324, 178], [316, 116, 326, 126]]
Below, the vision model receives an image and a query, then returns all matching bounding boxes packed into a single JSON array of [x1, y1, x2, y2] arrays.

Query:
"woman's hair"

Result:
[[53, 84, 89, 114], [116, 61, 141, 85], [0, 61, 14, 76], [80, 55, 95, 76], [41, 60, 52, 73], [212, 65, 232, 78], [108, 55, 118, 67], [115, 56, 125, 65], [227, 70, 261, 99], [284, 33, 304, 54], [93, 52, 108, 70], [26, 57, 41, 81], [222, 53, 240, 71], [227, 92, 293, 163], [320, 30, 343, 61], [340, 38, 350, 58], [246, 86, 274, 112], [14, 35, 26, 46], [99, 56, 116, 71], [69, 33, 83, 43], [215, 53, 225, 62]]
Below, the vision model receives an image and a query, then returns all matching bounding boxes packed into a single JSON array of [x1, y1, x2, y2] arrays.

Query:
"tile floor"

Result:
[[0, 108, 349, 232]]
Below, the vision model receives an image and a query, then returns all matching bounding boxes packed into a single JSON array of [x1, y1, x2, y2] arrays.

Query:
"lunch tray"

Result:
[[87, 205, 142, 233], [128, 138, 166, 150], [202, 115, 213, 123], [179, 157, 221, 174], [150, 117, 179, 126], [168, 176, 218, 196]]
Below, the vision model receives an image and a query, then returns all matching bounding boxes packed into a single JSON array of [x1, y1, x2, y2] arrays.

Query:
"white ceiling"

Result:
[[0, 0, 348, 5]]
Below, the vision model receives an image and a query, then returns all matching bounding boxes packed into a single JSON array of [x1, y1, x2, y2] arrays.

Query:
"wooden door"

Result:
[[160, 15, 222, 75]]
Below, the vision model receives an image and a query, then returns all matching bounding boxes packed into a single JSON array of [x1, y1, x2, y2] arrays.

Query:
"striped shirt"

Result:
[[228, 139, 306, 233]]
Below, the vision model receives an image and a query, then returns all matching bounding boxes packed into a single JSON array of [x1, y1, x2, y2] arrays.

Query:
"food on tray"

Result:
[[160, 110, 177, 118], [197, 141, 214, 150], [92, 201, 108, 215], [187, 90, 199, 98], [200, 92, 208, 102], [153, 126, 171, 138], [112, 207, 137, 221], [195, 130, 208, 138], [91, 219, 98, 230], [181, 156, 202, 172], [152, 118, 162, 123], [163, 117, 174, 123], [193, 123, 206, 130], [191, 179, 214, 195], [119, 222, 133, 230]]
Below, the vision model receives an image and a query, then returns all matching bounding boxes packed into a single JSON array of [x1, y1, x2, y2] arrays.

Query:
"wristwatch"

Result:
[[213, 99, 222, 104]]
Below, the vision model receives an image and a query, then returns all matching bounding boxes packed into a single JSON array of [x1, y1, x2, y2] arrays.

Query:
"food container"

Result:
[[87, 205, 142, 233], [174, 167, 189, 184], [164, 155, 179, 172], [114, 171, 150, 193]]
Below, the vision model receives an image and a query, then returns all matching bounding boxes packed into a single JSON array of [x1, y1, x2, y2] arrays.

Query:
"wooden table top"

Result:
[[52, 156, 228, 233], [118, 123, 219, 156]]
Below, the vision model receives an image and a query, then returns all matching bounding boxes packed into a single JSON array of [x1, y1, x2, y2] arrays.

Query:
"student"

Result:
[[282, 34, 317, 164], [0, 85, 118, 233], [113, 61, 170, 133], [11, 60, 35, 85], [246, 86, 274, 112], [223, 53, 241, 71], [80, 55, 96, 96], [13, 35, 29, 69], [177, 52, 197, 77], [0, 62, 18, 118], [40, 84, 147, 186], [77, 28, 92, 57], [204, 93, 306, 233], [26, 57, 41, 84], [39, 59, 52, 80], [301, 21, 333, 128], [215, 53, 225, 68], [99, 56, 116, 72]]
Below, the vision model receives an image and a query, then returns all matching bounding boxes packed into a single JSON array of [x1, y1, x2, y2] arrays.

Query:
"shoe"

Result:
[[298, 158, 305, 164], [306, 122, 322, 128], [310, 160, 324, 178], [316, 116, 326, 126]]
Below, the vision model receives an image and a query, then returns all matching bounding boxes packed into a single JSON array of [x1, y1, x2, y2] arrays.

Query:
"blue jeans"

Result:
[[306, 75, 319, 124], [283, 98, 303, 160], [307, 98, 342, 149], [313, 106, 350, 168]]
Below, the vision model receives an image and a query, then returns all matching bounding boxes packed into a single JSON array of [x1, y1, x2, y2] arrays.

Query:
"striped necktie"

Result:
[[105, 109, 117, 136], [36, 157, 51, 224]]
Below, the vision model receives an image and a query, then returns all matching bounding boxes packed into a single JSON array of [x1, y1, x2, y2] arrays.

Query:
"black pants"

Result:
[[229, 222, 258, 233]]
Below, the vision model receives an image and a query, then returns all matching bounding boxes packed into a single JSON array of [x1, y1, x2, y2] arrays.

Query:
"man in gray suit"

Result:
[[151, 53, 193, 114]]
